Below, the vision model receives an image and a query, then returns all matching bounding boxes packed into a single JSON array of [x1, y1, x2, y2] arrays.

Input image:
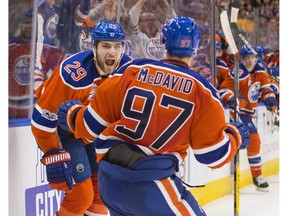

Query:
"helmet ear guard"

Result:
[[161, 16, 202, 57]]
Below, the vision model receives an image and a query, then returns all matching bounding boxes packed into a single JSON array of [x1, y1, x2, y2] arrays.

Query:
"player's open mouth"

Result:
[[105, 59, 115, 66]]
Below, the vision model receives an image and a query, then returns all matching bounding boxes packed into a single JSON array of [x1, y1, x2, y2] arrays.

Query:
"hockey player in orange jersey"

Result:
[[57, 16, 250, 215], [219, 45, 278, 192], [215, 40, 230, 89], [254, 46, 280, 124], [31, 20, 132, 216]]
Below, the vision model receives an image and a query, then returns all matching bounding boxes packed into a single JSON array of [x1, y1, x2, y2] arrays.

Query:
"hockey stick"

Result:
[[230, 0, 256, 54], [230, 0, 279, 105], [230, 0, 272, 72], [220, 10, 240, 216]]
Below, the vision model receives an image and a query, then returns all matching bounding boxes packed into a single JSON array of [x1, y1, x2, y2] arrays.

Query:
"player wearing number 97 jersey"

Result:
[[58, 16, 250, 216], [31, 20, 132, 216]]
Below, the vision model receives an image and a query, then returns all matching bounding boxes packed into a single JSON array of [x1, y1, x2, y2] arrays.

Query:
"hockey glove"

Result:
[[226, 95, 244, 109], [268, 67, 279, 77], [262, 92, 278, 112], [57, 100, 84, 132], [226, 121, 250, 149], [270, 84, 279, 96], [41, 149, 73, 191]]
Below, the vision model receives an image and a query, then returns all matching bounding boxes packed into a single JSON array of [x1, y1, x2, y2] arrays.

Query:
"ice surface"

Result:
[[202, 174, 280, 216]]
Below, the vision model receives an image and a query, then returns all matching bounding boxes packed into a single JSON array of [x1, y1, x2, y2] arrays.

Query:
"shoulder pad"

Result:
[[229, 63, 249, 79], [216, 58, 229, 68], [254, 62, 266, 72], [119, 53, 133, 66], [60, 50, 99, 88]]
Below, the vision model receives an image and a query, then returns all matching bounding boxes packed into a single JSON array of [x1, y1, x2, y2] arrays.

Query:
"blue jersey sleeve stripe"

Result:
[[31, 104, 58, 130], [83, 105, 108, 137], [194, 139, 231, 166], [193, 132, 229, 154], [31, 119, 57, 133], [193, 132, 230, 165], [94, 135, 125, 152]]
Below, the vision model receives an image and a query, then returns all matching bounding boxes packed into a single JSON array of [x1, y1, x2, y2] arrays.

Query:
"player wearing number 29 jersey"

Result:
[[31, 20, 132, 216], [58, 17, 250, 216]]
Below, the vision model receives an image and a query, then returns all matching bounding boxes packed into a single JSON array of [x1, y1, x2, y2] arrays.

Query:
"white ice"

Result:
[[202, 174, 280, 216]]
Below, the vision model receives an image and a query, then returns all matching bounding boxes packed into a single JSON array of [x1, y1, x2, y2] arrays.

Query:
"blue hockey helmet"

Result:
[[91, 20, 126, 44], [161, 16, 201, 57], [240, 45, 256, 57]]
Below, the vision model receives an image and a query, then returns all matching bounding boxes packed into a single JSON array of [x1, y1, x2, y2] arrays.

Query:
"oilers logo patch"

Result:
[[14, 55, 31, 85], [248, 82, 260, 103], [46, 14, 59, 40], [145, 38, 165, 60], [248, 122, 254, 128], [76, 163, 85, 173], [78, 30, 93, 52]]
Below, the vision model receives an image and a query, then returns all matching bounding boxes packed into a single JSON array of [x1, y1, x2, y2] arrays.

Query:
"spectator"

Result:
[[9, 9, 34, 118], [34, 0, 65, 91], [128, 0, 176, 59]]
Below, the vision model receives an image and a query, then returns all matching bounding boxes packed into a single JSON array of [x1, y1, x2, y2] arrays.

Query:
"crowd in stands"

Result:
[[8, 0, 279, 119]]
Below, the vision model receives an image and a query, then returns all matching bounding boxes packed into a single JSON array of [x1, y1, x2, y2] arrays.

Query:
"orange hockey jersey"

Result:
[[216, 57, 229, 90], [31, 50, 132, 153], [69, 58, 239, 169], [9, 41, 31, 118], [219, 62, 275, 117]]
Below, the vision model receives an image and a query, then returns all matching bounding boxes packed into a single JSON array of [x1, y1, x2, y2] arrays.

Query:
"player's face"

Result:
[[95, 41, 123, 76], [242, 55, 257, 72], [138, 12, 160, 38], [21, 18, 33, 42]]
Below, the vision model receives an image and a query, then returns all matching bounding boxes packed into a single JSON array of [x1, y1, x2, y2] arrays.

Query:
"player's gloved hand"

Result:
[[270, 85, 279, 95], [262, 92, 278, 112], [265, 53, 279, 68], [57, 100, 84, 132], [268, 67, 279, 77], [226, 121, 250, 149], [41, 149, 73, 191], [226, 95, 244, 109]]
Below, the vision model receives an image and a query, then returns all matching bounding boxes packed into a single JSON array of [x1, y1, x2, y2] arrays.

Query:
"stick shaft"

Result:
[[233, 54, 240, 216], [220, 9, 240, 216]]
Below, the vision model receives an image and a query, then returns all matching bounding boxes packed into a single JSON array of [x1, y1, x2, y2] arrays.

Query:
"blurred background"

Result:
[[8, 0, 279, 120]]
